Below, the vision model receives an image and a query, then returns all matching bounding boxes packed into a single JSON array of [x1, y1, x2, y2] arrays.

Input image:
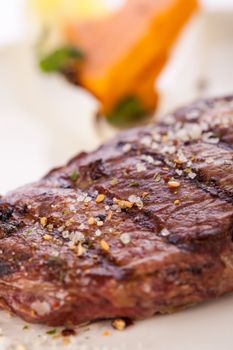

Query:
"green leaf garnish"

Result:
[[46, 329, 57, 335], [70, 170, 79, 182], [25, 229, 32, 235], [107, 96, 148, 128], [39, 47, 84, 73], [129, 181, 139, 187], [59, 271, 65, 283]]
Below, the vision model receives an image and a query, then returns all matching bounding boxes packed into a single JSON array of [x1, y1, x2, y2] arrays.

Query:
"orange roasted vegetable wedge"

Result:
[[40, 0, 198, 126]]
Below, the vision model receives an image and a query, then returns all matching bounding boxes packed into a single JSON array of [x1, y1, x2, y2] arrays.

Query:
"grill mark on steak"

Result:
[[0, 203, 14, 222], [216, 140, 233, 152], [89, 164, 233, 251], [105, 129, 233, 204], [141, 142, 233, 204], [81, 159, 108, 181], [0, 203, 26, 238], [86, 150, 232, 249], [193, 177, 233, 204], [93, 143, 233, 209], [0, 261, 16, 278], [0, 222, 21, 237]]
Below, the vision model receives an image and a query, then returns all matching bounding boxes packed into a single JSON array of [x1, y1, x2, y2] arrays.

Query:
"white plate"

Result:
[[0, 294, 233, 350], [0, 6, 233, 350]]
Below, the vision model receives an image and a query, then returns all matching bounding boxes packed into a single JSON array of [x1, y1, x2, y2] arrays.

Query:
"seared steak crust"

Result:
[[0, 96, 233, 326]]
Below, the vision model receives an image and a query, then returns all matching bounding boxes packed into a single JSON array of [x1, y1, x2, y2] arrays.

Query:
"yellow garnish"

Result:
[[114, 199, 133, 209], [40, 217, 47, 227], [31, 0, 108, 23], [77, 243, 86, 256], [112, 318, 126, 331], [88, 217, 96, 225], [43, 234, 52, 241], [103, 331, 110, 337], [107, 210, 113, 221], [63, 337, 71, 345], [100, 240, 109, 252], [168, 180, 181, 189], [96, 194, 105, 204], [111, 178, 119, 186]]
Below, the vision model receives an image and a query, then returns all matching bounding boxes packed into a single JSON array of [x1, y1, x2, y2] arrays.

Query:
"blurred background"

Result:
[[0, 0, 233, 194]]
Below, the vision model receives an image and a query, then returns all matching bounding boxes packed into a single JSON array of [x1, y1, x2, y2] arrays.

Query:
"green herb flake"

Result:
[[23, 325, 29, 330], [70, 170, 79, 182], [154, 173, 161, 182], [46, 329, 57, 335], [107, 96, 148, 128], [129, 181, 139, 187], [59, 271, 66, 283], [39, 47, 84, 73], [111, 178, 118, 186]]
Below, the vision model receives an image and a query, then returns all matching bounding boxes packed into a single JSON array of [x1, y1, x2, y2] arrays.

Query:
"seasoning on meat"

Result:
[[0, 96, 233, 327]]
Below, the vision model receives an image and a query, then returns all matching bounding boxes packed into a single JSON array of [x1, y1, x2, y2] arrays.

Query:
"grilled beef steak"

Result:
[[0, 96, 233, 326]]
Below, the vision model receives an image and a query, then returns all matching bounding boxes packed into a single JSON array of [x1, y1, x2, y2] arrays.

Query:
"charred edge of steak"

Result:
[[79, 159, 109, 181], [0, 203, 14, 222], [0, 203, 26, 238], [0, 249, 32, 278], [0, 261, 16, 278], [194, 177, 233, 204]]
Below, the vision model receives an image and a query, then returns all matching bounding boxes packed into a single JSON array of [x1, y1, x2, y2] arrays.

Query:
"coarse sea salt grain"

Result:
[[95, 229, 102, 237], [136, 162, 146, 172], [128, 195, 143, 209], [188, 172, 197, 180], [70, 231, 85, 243], [120, 233, 131, 245], [187, 123, 202, 140], [160, 228, 170, 237], [206, 157, 214, 164], [84, 196, 92, 203], [141, 155, 154, 164], [128, 195, 140, 202], [31, 301, 51, 316], [140, 136, 152, 147], [62, 230, 70, 239], [175, 169, 183, 176], [122, 143, 132, 152], [177, 150, 188, 163], [164, 114, 176, 125], [162, 145, 176, 155], [77, 195, 85, 202], [79, 223, 86, 230], [186, 109, 200, 120], [69, 205, 76, 212], [97, 221, 104, 227], [202, 132, 219, 144]]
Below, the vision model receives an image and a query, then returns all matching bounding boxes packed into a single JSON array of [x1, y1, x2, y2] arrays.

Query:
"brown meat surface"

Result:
[[0, 96, 233, 326]]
